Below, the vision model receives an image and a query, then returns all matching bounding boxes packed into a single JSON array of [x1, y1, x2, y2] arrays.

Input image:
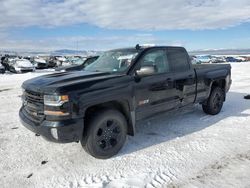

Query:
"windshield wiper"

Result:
[[85, 68, 112, 74]]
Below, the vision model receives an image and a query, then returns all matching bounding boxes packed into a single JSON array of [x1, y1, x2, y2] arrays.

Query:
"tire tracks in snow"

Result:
[[168, 150, 250, 188]]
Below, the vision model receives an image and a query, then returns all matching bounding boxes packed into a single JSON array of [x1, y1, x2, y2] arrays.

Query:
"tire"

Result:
[[202, 87, 224, 115], [81, 109, 127, 159]]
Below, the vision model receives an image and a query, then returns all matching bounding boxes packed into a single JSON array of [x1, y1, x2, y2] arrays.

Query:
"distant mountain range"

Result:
[[51, 49, 100, 56], [189, 49, 250, 55], [1, 48, 250, 56]]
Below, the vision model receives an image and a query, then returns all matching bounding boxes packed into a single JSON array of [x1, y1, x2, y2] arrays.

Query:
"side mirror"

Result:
[[136, 65, 156, 77]]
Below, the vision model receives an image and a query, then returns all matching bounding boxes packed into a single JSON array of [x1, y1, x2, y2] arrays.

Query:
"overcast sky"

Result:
[[0, 0, 250, 51]]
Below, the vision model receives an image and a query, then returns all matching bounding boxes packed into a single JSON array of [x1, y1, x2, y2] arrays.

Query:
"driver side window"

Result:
[[139, 49, 170, 74]]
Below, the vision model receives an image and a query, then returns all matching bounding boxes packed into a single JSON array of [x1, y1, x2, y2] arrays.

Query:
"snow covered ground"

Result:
[[0, 63, 250, 188]]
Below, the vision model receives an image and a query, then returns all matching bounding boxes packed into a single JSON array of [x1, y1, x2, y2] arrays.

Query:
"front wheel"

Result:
[[202, 87, 225, 115], [81, 109, 127, 159]]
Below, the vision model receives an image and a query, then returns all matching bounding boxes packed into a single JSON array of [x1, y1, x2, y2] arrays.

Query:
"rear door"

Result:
[[167, 47, 196, 106], [133, 48, 179, 120]]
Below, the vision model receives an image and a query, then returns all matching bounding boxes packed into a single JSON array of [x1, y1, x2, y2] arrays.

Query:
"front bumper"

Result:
[[19, 108, 84, 143]]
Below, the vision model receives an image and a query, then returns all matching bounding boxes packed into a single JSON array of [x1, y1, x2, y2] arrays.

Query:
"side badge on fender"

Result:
[[138, 99, 149, 106]]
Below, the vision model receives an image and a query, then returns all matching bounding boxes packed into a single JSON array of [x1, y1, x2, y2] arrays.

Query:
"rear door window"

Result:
[[167, 48, 190, 72]]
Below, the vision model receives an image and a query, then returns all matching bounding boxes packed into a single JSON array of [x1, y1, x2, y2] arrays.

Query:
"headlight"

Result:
[[44, 95, 69, 106]]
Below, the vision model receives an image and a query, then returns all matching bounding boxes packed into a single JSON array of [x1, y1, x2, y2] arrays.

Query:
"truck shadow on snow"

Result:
[[118, 91, 250, 156]]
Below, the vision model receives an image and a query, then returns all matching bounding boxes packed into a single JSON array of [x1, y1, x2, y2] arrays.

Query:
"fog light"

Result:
[[51, 128, 58, 140], [44, 110, 69, 116]]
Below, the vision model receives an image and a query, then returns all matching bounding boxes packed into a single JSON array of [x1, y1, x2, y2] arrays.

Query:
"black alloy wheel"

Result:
[[81, 109, 127, 159], [202, 87, 224, 115]]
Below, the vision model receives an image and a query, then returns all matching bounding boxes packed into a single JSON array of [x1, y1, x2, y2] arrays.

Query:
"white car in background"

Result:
[[8, 59, 35, 73], [55, 56, 68, 67], [210, 56, 226, 63], [33, 58, 48, 69], [196, 55, 213, 63]]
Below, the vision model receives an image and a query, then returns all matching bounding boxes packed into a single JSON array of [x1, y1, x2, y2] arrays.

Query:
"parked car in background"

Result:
[[8, 59, 34, 73], [190, 55, 202, 64], [225, 57, 242, 62], [55, 56, 99, 72], [243, 56, 250, 61], [196, 55, 213, 63], [55, 56, 68, 67], [1, 56, 5, 73], [235, 56, 245, 62], [46, 57, 57, 68], [210, 56, 226, 63], [239, 56, 248, 62], [33, 58, 48, 69], [1, 56, 9, 70]]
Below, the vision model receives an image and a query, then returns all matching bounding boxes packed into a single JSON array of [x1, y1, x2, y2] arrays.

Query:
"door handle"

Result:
[[186, 74, 195, 84], [165, 78, 174, 88]]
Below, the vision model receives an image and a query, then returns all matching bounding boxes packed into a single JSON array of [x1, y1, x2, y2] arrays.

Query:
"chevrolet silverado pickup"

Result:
[[19, 45, 232, 159]]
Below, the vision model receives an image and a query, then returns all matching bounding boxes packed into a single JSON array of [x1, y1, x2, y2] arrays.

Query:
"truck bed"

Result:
[[193, 63, 231, 71], [192, 63, 232, 104]]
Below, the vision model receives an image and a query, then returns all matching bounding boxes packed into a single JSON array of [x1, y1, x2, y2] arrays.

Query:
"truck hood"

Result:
[[22, 71, 122, 93]]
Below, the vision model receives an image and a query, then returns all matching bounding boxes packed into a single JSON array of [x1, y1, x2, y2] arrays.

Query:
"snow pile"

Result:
[[0, 63, 250, 188]]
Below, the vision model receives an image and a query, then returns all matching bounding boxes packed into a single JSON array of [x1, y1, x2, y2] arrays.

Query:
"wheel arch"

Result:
[[83, 100, 135, 138], [206, 79, 226, 103], [211, 79, 226, 91]]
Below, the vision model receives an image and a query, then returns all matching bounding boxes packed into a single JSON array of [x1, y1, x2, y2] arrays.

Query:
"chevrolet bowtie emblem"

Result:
[[23, 100, 28, 106]]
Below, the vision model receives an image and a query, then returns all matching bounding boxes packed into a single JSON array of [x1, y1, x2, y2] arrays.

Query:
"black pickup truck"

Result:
[[19, 45, 231, 159]]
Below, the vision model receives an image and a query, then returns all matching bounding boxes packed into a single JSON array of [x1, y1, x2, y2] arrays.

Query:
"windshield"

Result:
[[85, 49, 139, 73]]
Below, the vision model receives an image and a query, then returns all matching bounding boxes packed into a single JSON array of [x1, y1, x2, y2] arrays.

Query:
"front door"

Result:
[[133, 48, 180, 120]]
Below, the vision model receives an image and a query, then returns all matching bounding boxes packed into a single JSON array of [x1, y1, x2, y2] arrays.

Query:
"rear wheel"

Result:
[[202, 87, 224, 115], [81, 109, 127, 159]]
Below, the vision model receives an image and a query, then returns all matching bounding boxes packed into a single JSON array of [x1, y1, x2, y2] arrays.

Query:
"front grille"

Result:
[[23, 90, 44, 123], [24, 90, 43, 103]]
